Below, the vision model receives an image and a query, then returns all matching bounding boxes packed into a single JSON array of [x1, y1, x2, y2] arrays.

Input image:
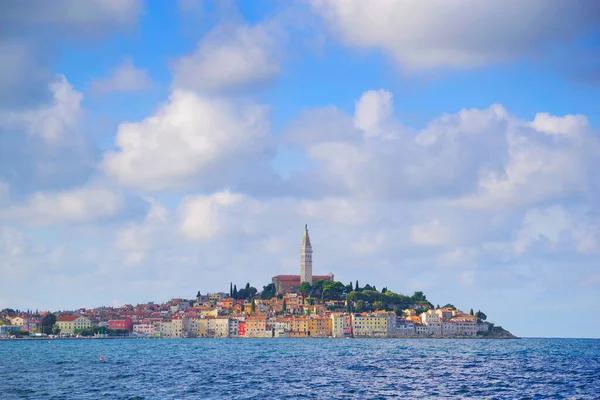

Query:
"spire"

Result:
[[302, 224, 311, 248], [300, 224, 313, 284]]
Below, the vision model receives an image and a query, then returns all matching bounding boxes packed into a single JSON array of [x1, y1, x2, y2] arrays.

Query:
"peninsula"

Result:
[[0, 226, 516, 339]]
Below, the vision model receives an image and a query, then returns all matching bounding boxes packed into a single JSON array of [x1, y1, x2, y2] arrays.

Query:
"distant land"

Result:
[[0, 226, 516, 340]]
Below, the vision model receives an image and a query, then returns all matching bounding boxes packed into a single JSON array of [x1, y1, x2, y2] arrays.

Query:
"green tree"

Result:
[[261, 283, 276, 300], [476, 310, 487, 321], [355, 300, 365, 312], [411, 291, 427, 303], [469, 308, 474, 315], [282, 298, 287, 313], [299, 282, 312, 297], [321, 281, 345, 301], [233, 285, 238, 301], [443, 304, 456, 310], [245, 282, 250, 290], [345, 282, 353, 296], [41, 313, 56, 335], [373, 301, 384, 310], [251, 298, 256, 314], [355, 280, 359, 291], [52, 324, 61, 335], [346, 300, 351, 313], [230, 283, 233, 297]]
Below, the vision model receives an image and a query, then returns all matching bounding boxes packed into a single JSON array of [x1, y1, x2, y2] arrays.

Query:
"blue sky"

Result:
[[1, 0, 600, 338]]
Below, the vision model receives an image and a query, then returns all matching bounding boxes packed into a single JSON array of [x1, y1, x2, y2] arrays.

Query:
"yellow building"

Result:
[[9, 317, 24, 326], [245, 316, 268, 338], [56, 315, 91, 335], [308, 316, 331, 337], [290, 317, 309, 337], [352, 312, 395, 337]]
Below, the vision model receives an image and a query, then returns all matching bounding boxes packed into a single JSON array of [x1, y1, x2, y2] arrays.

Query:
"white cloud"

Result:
[[455, 113, 599, 211], [172, 23, 283, 93], [286, 91, 600, 210], [309, 0, 600, 70], [529, 112, 590, 136], [124, 251, 145, 266], [0, 186, 122, 225], [90, 58, 153, 93], [353, 89, 394, 137], [410, 219, 451, 246], [115, 199, 169, 252], [514, 206, 599, 255], [102, 90, 271, 190], [299, 198, 372, 226], [6, 75, 82, 142], [177, 191, 255, 241]]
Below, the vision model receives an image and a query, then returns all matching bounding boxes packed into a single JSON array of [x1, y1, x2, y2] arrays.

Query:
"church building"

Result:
[[272, 225, 334, 294]]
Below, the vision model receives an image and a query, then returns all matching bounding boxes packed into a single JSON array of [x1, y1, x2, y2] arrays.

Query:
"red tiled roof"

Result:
[[272, 274, 333, 281], [56, 315, 82, 322]]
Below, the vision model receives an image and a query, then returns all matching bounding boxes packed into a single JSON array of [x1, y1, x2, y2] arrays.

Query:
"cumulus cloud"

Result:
[[172, 22, 283, 93], [102, 90, 271, 191], [177, 191, 261, 241], [0, 75, 95, 195], [410, 219, 452, 246], [353, 89, 395, 138], [285, 90, 600, 210], [0, 187, 123, 225], [115, 199, 169, 252], [309, 0, 600, 70], [10, 75, 83, 142], [90, 58, 153, 94], [514, 206, 599, 255]]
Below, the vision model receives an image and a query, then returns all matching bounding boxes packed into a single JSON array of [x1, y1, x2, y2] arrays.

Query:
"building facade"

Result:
[[56, 315, 91, 335]]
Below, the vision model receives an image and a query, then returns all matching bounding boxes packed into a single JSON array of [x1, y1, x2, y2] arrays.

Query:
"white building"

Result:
[[133, 324, 155, 336]]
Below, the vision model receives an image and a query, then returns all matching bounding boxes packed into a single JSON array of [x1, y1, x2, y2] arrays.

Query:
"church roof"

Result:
[[301, 224, 311, 248]]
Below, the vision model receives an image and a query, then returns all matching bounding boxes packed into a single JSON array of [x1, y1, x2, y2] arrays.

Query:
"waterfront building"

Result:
[[290, 317, 309, 337], [108, 317, 133, 331], [133, 323, 155, 336], [421, 309, 440, 325], [393, 319, 416, 337], [56, 315, 91, 335], [352, 312, 396, 337], [245, 316, 268, 338], [0, 325, 21, 337]]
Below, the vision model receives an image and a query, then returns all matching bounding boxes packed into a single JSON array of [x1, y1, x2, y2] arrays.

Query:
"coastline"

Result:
[[0, 334, 520, 341]]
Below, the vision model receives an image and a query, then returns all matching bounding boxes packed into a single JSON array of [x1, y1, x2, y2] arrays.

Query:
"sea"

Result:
[[0, 338, 598, 399]]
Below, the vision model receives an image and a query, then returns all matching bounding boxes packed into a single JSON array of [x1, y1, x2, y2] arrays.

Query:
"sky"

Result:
[[1, 0, 600, 338]]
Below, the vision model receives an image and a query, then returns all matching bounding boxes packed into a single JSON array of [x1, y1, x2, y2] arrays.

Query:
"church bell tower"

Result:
[[300, 224, 313, 285]]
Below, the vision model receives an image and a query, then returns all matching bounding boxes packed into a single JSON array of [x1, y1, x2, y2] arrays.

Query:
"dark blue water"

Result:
[[1, 338, 598, 399]]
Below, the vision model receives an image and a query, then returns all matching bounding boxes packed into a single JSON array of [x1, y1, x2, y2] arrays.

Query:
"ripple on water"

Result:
[[0, 338, 599, 399]]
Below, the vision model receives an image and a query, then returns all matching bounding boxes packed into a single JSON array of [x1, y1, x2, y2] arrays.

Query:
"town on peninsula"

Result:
[[1, 226, 516, 339]]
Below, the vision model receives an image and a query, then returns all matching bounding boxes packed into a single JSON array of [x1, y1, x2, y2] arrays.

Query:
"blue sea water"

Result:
[[0, 338, 598, 399]]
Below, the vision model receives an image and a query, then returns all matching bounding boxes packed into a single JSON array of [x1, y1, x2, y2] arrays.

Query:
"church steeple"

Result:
[[300, 225, 313, 285]]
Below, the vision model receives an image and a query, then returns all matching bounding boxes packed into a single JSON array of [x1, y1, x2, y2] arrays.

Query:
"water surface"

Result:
[[1, 338, 598, 399]]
